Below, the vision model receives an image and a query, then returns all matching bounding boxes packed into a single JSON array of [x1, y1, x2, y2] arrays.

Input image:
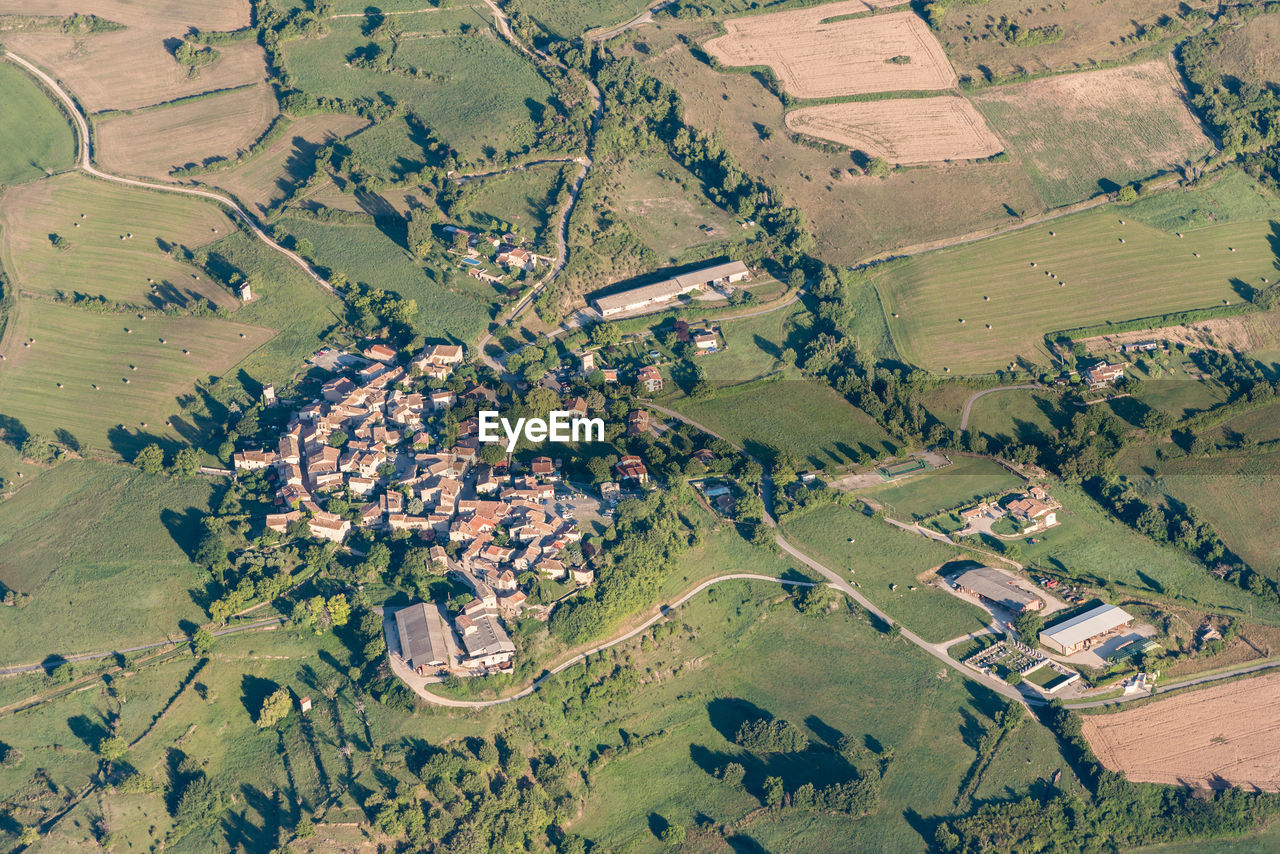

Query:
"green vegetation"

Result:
[[453, 161, 571, 246], [0, 462, 213, 665], [524, 0, 655, 38], [0, 62, 76, 185], [860, 456, 1022, 521], [781, 503, 990, 641], [673, 372, 898, 469], [874, 206, 1279, 374], [1124, 169, 1280, 232]]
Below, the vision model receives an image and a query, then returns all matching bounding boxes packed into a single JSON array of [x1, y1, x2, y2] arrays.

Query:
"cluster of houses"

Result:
[[960, 485, 1060, 536], [443, 224, 554, 286], [232, 341, 591, 677]]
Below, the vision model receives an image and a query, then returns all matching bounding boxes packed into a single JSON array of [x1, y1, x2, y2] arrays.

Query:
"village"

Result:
[[230, 339, 660, 683]]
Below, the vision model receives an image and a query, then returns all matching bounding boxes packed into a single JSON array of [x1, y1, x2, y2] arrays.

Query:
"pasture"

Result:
[[524, 0, 654, 38], [629, 19, 1045, 265], [272, 215, 494, 342], [611, 152, 753, 264], [0, 461, 214, 665], [785, 96, 1003, 165], [1124, 168, 1280, 233], [456, 161, 570, 246], [94, 83, 278, 179], [1195, 9, 1280, 91], [1084, 670, 1280, 790], [971, 60, 1214, 206], [937, 0, 1214, 82], [672, 371, 899, 468], [875, 207, 1279, 374], [695, 300, 809, 386], [2, 0, 264, 112], [0, 298, 272, 453], [206, 112, 369, 215], [964, 387, 1066, 446], [857, 456, 1023, 521], [780, 503, 991, 642], [0, 173, 236, 307], [704, 5, 956, 98], [0, 60, 75, 185], [279, 9, 551, 163], [1015, 485, 1280, 621]]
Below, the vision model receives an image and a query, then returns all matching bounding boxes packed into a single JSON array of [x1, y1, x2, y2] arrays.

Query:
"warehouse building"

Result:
[[950, 566, 1044, 614], [1039, 604, 1133, 655], [592, 261, 750, 317]]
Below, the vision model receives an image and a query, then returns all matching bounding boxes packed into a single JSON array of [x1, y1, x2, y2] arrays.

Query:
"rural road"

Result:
[[589, 0, 675, 41], [405, 572, 819, 707], [3, 51, 339, 297], [958, 384, 1045, 431], [0, 617, 285, 676]]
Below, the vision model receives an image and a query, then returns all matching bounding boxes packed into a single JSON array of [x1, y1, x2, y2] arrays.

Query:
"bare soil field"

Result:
[[785, 96, 1002, 164], [95, 84, 279, 180], [630, 20, 1044, 265], [0, 0, 265, 112], [938, 0, 1215, 82], [206, 113, 370, 215], [1083, 671, 1280, 790], [971, 59, 1214, 206], [704, 5, 956, 98], [1081, 310, 1280, 357]]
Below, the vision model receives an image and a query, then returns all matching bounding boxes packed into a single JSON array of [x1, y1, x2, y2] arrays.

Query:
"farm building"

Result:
[[950, 566, 1044, 614], [456, 612, 516, 671], [393, 602, 453, 676], [1084, 361, 1127, 388], [1039, 604, 1133, 655], [592, 261, 750, 317], [1008, 497, 1057, 533]]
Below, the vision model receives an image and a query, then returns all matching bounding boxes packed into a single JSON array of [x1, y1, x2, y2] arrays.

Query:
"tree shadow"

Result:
[[706, 696, 771, 743], [804, 715, 844, 749], [241, 674, 280, 722], [67, 713, 108, 750], [160, 506, 207, 562]]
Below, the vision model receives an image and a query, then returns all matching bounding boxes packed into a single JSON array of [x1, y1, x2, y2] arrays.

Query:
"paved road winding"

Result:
[[3, 50, 339, 297]]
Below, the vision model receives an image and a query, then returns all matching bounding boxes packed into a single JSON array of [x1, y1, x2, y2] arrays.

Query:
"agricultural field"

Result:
[[963, 388, 1066, 446], [857, 456, 1023, 521], [0, 298, 273, 454], [704, 5, 957, 98], [203, 112, 370, 215], [0, 0, 266, 112], [937, 0, 1215, 83], [786, 96, 1004, 165], [0, 173, 236, 306], [672, 371, 899, 469], [780, 503, 991, 642], [1083, 670, 1280, 789], [272, 214, 495, 343], [94, 84, 279, 180], [610, 153, 752, 264], [875, 206, 1278, 374], [278, 8, 552, 163], [0, 60, 75, 185], [970, 60, 1214, 206], [694, 301, 810, 386], [0, 461, 214, 665], [1193, 8, 1280, 91], [628, 19, 1045, 264]]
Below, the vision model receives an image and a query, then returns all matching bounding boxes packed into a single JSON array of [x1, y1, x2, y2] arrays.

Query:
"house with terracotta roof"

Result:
[[637, 365, 663, 393], [615, 455, 649, 484]]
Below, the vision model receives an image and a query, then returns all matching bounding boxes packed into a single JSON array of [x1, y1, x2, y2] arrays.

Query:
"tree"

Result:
[[17, 826, 39, 846], [327, 594, 351, 627], [20, 433, 53, 462], [327, 430, 349, 447], [50, 661, 74, 683], [1013, 610, 1043, 643], [1116, 184, 1138, 203], [590, 323, 621, 347], [170, 446, 201, 477], [192, 626, 215, 656], [867, 156, 890, 178], [133, 443, 166, 474], [763, 775, 784, 807], [257, 687, 293, 728], [719, 762, 746, 787], [479, 442, 507, 466], [660, 823, 686, 846], [97, 735, 128, 763]]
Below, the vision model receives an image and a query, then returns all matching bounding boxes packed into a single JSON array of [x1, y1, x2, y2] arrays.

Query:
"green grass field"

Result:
[[859, 456, 1023, 521], [0, 298, 272, 454], [612, 153, 755, 265], [0, 462, 214, 666], [0, 61, 76, 185], [694, 301, 809, 386], [875, 206, 1278, 374], [524, 0, 654, 38], [455, 160, 570, 246], [281, 9, 552, 163], [1017, 484, 1280, 621], [673, 371, 899, 468], [781, 504, 991, 641], [273, 214, 494, 343], [0, 173, 236, 307], [1124, 169, 1280, 233], [963, 387, 1067, 446]]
